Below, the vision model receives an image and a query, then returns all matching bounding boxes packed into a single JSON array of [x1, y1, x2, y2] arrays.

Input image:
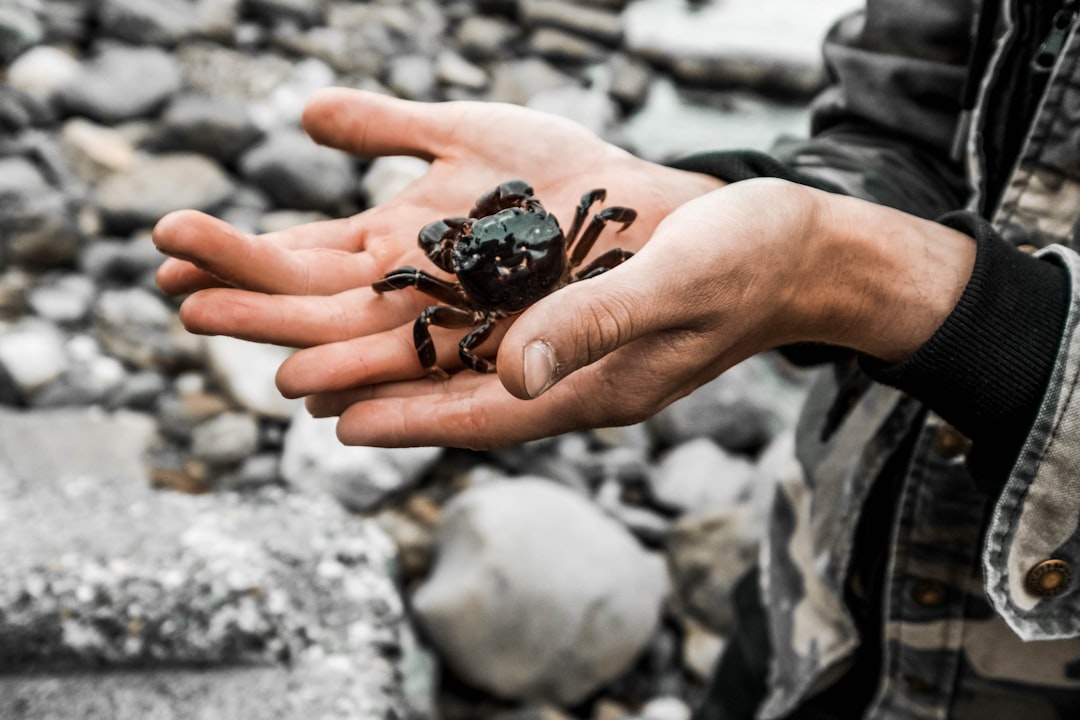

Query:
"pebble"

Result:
[[413, 477, 669, 705], [5, 44, 81, 97], [95, 153, 235, 234], [281, 410, 444, 513], [55, 44, 182, 124], [191, 410, 260, 467], [204, 335, 299, 421], [0, 321, 67, 395], [60, 117, 137, 184], [147, 93, 263, 162], [238, 128, 359, 213], [650, 437, 757, 516]]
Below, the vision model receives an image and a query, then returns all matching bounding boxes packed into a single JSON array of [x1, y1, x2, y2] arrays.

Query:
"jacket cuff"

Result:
[[860, 211, 1069, 495]]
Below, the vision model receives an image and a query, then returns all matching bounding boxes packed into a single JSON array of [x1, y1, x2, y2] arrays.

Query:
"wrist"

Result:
[[796, 191, 977, 362]]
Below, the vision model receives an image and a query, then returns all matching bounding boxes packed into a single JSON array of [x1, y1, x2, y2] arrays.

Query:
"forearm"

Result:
[[794, 188, 1069, 487]]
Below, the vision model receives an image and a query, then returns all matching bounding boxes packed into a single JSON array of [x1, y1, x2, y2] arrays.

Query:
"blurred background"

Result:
[[0, 0, 858, 718]]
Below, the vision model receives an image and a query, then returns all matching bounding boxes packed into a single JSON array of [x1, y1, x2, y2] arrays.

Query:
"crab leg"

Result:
[[564, 189, 607, 254], [458, 319, 498, 374], [568, 207, 637, 268], [574, 249, 634, 281], [372, 266, 470, 306], [413, 305, 487, 379]]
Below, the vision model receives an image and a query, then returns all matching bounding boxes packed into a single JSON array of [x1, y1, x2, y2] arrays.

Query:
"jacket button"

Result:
[[1017, 243, 1039, 254], [1025, 559, 1072, 597], [934, 424, 970, 459], [911, 579, 947, 607]]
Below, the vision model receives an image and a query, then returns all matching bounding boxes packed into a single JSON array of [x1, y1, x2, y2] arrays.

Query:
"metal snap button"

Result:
[[1025, 559, 1072, 597], [933, 424, 970, 459], [911, 579, 948, 608]]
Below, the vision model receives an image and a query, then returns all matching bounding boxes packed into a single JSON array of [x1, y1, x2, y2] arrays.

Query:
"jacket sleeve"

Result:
[[676, 0, 976, 219]]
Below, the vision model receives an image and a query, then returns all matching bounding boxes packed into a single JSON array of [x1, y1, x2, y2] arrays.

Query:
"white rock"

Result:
[[0, 322, 66, 394], [204, 335, 299, 420], [281, 410, 442, 512], [412, 477, 669, 704], [651, 437, 756, 515], [623, 0, 860, 67], [360, 156, 430, 208], [61, 118, 137, 184], [639, 696, 692, 720], [5, 45, 80, 97]]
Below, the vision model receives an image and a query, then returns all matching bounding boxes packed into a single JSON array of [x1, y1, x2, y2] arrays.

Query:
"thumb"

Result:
[[497, 259, 660, 400]]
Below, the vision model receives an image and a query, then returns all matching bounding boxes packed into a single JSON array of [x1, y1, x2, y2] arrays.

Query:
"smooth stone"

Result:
[[5, 44, 81, 98], [55, 44, 182, 124], [96, 0, 198, 45], [26, 273, 95, 324], [95, 153, 234, 234], [238, 129, 358, 213], [650, 437, 757, 516], [204, 335, 299, 421], [413, 478, 669, 704], [146, 93, 263, 162], [191, 411, 260, 466], [281, 410, 443, 513], [0, 321, 67, 395], [60, 117, 137, 184]]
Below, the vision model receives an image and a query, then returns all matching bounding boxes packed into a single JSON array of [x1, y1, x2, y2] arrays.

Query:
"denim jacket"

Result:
[[746, 0, 1080, 717]]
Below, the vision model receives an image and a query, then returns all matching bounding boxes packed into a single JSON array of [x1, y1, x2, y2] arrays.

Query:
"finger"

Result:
[[496, 255, 666, 400], [178, 285, 421, 345], [276, 317, 509, 397], [154, 210, 383, 296], [302, 88, 458, 161], [333, 376, 573, 449]]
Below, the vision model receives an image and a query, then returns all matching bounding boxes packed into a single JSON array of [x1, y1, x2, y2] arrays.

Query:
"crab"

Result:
[[372, 179, 637, 378]]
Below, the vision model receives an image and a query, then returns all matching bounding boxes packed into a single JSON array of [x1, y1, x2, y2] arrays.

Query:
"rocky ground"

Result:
[[0, 0, 858, 718]]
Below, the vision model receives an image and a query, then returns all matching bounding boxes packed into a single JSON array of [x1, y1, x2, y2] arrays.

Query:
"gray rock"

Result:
[[0, 157, 82, 269], [271, 24, 383, 76], [27, 272, 95, 324], [96, 0, 198, 45], [647, 355, 807, 453], [79, 235, 163, 285], [95, 153, 234, 234], [55, 44, 182, 124], [608, 52, 654, 110], [455, 15, 521, 61], [520, 0, 623, 46], [436, 49, 489, 90], [386, 53, 437, 100], [191, 411, 260, 466], [204, 335, 299, 420], [238, 129, 359, 213], [156, 385, 232, 443], [0, 269, 31, 320], [488, 57, 579, 106], [177, 42, 293, 103], [30, 334, 127, 408], [623, 0, 856, 99], [0, 407, 423, 719], [666, 505, 761, 634], [244, 0, 327, 27], [92, 287, 202, 370], [412, 477, 669, 704], [651, 437, 756, 516], [527, 85, 619, 138], [0, 4, 43, 65], [146, 93, 263, 162], [39, 0, 89, 42], [281, 410, 443, 512], [107, 369, 169, 411], [360, 155, 430, 208], [245, 57, 336, 131], [528, 27, 609, 64]]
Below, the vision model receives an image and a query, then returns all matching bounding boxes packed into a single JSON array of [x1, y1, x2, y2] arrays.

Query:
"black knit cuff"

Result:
[[861, 211, 1069, 495], [669, 149, 847, 194]]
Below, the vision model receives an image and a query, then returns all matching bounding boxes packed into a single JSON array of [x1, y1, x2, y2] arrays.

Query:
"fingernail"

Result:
[[524, 339, 557, 398]]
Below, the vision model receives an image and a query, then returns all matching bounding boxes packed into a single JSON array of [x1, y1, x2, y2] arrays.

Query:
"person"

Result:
[[154, 0, 1080, 717]]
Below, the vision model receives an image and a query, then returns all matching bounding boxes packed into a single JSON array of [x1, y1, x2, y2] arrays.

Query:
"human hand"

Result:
[[304, 177, 976, 449], [155, 87, 721, 352]]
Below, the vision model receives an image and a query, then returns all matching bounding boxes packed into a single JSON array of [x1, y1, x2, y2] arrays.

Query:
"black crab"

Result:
[[372, 179, 637, 378]]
